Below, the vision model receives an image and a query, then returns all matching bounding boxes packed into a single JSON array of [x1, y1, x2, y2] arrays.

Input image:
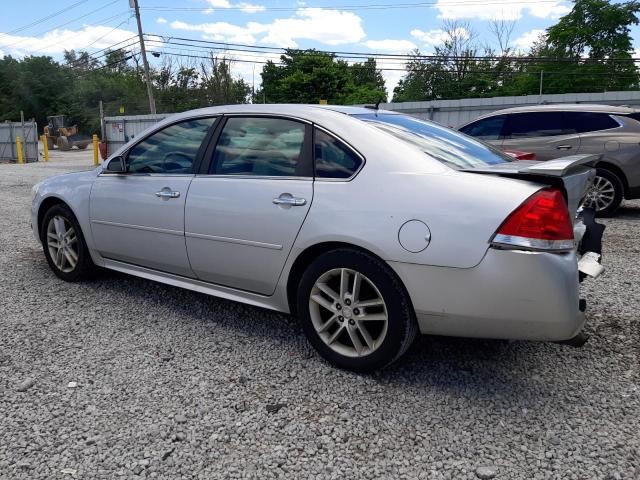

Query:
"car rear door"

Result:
[[90, 117, 217, 277], [184, 115, 313, 295], [501, 112, 580, 160]]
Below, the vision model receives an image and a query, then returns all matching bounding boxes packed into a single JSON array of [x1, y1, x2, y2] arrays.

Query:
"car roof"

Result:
[[479, 103, 640, 117], [169, 103, 399, 121]]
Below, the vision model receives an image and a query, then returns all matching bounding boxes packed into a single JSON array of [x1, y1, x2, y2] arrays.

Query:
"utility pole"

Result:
[[131, 0, 156, 114], [538, 70, 544, 104]]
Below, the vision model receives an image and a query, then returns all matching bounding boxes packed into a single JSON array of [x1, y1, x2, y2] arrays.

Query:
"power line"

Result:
[[1, 0, 89, 36], [148, 34, 640, 64], [1, 2, 126, 51], [27, 12, 134, 55], [65, 40, 139, 69], [139, 0, 570, 13]]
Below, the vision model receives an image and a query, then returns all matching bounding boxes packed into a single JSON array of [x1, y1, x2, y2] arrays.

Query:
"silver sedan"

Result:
[[31, 104, 604, 371]]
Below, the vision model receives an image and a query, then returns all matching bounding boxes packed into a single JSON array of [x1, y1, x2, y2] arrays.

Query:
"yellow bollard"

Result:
[[41, 135, 49, 161], [16, 136, 24, 164], [92, 134, 99, 166]]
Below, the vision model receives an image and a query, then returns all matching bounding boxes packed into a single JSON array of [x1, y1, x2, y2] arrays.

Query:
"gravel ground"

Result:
[[1, 151, 639, 479]]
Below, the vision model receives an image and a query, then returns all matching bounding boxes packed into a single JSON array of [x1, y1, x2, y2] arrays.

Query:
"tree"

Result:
[[257, 49, 386, 104]]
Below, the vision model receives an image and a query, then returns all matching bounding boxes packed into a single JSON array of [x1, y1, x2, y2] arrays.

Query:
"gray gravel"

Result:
[[1, 153, 639, 479]]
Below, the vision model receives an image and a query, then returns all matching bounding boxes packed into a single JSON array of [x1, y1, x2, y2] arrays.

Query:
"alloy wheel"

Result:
[[46, 215, 79, 273], [309, 268, 388, 358], [582, 175, 616, 212]]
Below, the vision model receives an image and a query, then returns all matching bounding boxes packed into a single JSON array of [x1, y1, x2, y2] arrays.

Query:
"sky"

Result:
[[0, 0, 639, 96]]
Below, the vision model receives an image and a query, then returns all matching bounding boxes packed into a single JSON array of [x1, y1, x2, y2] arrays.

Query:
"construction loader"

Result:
[[43, 115, 92, 151]]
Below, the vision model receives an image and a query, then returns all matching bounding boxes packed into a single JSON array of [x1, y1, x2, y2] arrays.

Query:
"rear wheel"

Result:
[[41, 204, 95, 281], [297, 248, 418, 372], [582, 168, 623, 217]]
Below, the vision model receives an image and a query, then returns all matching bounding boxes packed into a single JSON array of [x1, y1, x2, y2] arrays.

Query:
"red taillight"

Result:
[[492, 188, 575, 251]]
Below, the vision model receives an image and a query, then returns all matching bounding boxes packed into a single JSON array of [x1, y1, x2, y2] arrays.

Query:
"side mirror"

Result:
[[105, 156, 126, 173]]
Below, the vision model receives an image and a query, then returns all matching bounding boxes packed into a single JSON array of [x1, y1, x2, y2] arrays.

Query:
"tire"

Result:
[[40, 204, 95, 282], [297, 248, 418, 372], [583, 168, 624, 217], [57, 136, 71, 151], [77, 143, 88, 150]]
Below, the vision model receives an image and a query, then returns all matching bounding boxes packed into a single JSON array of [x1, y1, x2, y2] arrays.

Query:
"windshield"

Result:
[[353, 113, 512, 169]]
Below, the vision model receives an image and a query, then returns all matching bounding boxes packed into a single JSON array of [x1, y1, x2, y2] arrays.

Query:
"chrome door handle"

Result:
[[155, 190, 180, 198], [273, 193, 306, 206], [556, 144, 573, 150]]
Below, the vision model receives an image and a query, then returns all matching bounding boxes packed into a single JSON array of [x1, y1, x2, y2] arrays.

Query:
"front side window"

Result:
[[459, 115, 506, 140], [211, 117, 307, 177], [505, 112, 565, 138], [314, 129, 362, 179], [355, 113, 511, 169], [127, 118, 216, 174]]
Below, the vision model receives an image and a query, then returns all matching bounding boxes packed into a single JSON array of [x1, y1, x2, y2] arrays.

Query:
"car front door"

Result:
[[458, 115, 507, 147], [90, 117, 217, 276], [185, 116, 313, 295], [501, 112, 580, 161]]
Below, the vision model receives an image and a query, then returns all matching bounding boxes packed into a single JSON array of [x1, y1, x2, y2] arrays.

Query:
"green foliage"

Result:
[[257, 49, 386, 104], [394, 0, 640, 101], [0, 51, 251, 134]]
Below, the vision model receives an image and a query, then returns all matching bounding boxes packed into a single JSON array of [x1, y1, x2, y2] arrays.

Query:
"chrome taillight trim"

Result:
[[491, 234, 575, 252]]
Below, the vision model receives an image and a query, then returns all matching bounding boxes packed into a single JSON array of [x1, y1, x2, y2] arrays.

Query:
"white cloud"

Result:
[[170, 8, 365, 47], [206, 0, 266, 13], [157, 17, 168, 24], [362, 39, 417, 53], [410, 27, 470, 48], [513, 29, 546, 51], [0, 25, 137, 57], [435, 0, 571, 20]]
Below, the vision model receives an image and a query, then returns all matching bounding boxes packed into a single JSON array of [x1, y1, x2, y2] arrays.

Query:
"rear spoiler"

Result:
[[518, 154, 601, 177], [461, 154, 600, 215]]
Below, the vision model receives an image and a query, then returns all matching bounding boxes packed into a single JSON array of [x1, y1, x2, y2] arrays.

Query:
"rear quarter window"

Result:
[[564, 112, 619, 133]]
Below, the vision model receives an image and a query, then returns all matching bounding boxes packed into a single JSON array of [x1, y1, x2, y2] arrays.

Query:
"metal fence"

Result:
[[379, 90, 640, 127], [103, 114, 167, 157], [0, 121, 39, 162], [102, 90, 640, 157]]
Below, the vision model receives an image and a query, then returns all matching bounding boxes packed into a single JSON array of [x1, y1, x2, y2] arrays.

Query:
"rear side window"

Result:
[[505, 112, 565, 138], [564, 112, 619, 133], [459, 115, 506, 140], [355, 113, 512, 169], [314, 129, 362, 179], [211, 117, 308, 177], [127, 118, 216, 174]]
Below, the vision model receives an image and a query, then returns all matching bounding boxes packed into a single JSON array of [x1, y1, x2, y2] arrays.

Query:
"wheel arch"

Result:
[[595, 160, 629, 198], [286, 241, 413, 316], [37, 196, 74, 240]]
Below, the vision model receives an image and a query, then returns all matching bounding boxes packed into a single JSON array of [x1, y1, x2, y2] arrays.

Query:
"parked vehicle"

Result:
[[458, 104, 640, 216], [31, 105, 604, 371]]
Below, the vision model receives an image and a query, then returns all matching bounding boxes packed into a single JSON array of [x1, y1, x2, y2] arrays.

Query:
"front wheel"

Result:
[[582, 168, 623, 217], [297, 248, 418, 372], [41, 204, 95, 281]]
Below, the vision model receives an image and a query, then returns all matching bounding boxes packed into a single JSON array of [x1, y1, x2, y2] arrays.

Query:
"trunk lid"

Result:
[[461, 154, 598, 215]]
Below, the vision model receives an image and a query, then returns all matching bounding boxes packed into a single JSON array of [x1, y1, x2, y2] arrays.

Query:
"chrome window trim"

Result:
[[98, 173, 195, 178], [194, 174, 312, 181], [221, 112, 312, 124], [312, 124, 366, 182]]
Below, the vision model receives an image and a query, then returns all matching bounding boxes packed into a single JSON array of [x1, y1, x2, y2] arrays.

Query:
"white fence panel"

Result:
[[0, 121, 39, 162]]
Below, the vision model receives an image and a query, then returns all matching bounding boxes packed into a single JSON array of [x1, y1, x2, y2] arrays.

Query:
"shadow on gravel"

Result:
[[615, 202, 640, 219], [28, 260, 583, 402]]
